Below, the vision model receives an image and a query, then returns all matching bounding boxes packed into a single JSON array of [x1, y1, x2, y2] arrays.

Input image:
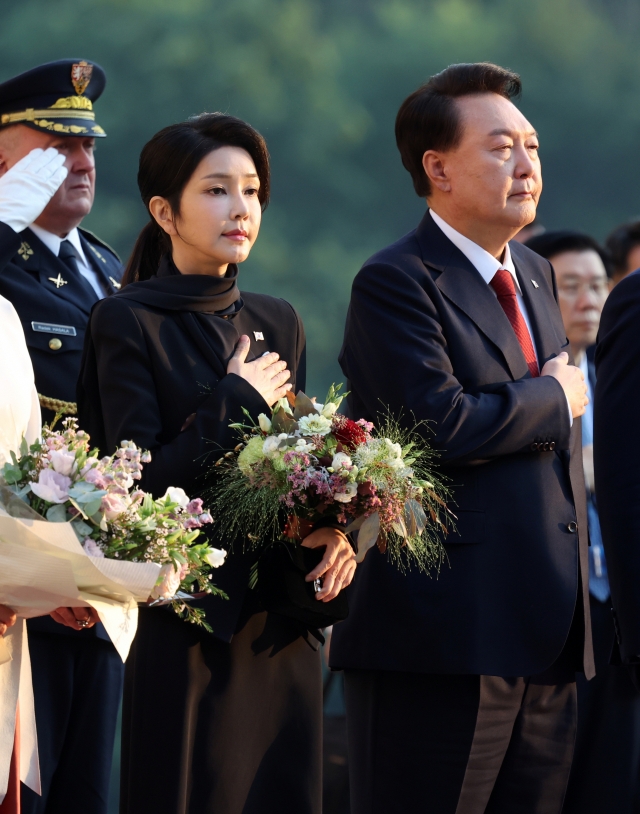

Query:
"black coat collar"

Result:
[[415, 211, 555, 380]]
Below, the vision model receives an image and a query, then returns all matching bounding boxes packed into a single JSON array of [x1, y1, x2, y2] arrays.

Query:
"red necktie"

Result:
[[490, 269, 539, 377]]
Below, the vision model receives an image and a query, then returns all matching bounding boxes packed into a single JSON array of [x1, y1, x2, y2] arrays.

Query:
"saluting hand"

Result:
[[0, 147, 68, 233], [227, 335, 292, 406]]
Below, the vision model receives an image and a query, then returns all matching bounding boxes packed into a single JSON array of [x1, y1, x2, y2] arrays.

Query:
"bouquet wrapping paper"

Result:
[[0, 508, 161, 802]]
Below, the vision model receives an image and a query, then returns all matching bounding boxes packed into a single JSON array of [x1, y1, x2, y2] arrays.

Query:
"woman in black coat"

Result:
[[77, 113, 356, 814]]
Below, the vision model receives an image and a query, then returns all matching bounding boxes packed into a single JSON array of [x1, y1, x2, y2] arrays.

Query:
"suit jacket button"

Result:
[[530, 442, 539, 451], [567, 521, 578, 533], [549, 441, 556, 450], [543, 441, 550, 451], [49, 338, 62, 350]]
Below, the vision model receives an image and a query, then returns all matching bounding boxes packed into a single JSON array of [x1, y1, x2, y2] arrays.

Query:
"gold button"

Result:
[[49, 338, 62, 350]]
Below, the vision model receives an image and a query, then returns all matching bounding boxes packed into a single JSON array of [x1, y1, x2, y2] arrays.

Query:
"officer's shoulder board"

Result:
[[78, 227, 121, 264]]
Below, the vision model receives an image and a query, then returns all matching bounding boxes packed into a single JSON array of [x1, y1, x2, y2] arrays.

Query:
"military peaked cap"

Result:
[[0, 59, 107, 138]]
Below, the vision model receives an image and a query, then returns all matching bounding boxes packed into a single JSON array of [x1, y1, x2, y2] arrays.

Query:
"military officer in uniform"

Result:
[[0, 60, 124, 814]]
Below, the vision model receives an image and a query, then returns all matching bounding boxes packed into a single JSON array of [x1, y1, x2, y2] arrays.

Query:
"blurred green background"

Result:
[[3, 0, 640, 397], [3, 0, 640, 810]]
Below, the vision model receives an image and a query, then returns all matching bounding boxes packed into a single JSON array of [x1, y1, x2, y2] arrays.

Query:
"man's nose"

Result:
[[515, 146, 536, 178], [67, 147, 95, 174]]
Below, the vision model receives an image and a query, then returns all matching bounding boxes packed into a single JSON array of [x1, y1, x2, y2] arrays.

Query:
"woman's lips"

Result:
[[223, 230, 248, 242]]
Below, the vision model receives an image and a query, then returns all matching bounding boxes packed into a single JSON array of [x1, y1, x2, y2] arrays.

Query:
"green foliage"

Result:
[[1, 0, 639, 394]]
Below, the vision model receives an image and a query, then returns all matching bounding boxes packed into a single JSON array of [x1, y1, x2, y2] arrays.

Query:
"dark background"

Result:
[[3, 0, 640, 397]]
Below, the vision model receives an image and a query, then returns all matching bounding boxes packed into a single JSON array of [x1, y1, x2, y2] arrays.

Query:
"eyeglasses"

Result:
[[557, 281, 609, 298]]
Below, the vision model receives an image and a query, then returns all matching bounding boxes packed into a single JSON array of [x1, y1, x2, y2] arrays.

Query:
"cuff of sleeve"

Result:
[[566, 393, 574, 428]]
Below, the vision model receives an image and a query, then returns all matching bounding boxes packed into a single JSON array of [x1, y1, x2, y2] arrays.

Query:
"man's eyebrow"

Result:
[[488, 128, 539, 139], [201, 172, 259, 179]]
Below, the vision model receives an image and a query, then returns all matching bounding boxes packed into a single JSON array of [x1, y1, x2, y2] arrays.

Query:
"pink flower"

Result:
[[49, 449, 77, 477], [100, 493, 129, 520], [82, 539, 105, 558], [30, 469, 71, 503], [84, 467, 108, 489], [184, 518, 202, 529], [186, 498, 203, 514], [150, 563, 182, 600], [199, 512, 213, 524]]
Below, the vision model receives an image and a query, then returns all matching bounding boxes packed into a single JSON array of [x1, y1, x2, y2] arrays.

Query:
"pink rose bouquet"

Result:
[[1, 418, 226, 629]]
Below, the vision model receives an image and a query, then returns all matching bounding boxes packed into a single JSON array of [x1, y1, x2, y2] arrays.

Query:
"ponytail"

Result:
[[122, 220, 170, 287]]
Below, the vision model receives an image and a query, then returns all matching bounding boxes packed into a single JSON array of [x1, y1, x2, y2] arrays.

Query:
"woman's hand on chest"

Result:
[[227, 334, 292, 406]]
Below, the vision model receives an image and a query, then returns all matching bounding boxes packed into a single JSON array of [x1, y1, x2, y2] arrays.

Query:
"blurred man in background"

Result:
[[526, 230, 640, 814], [0, 60, 123, 814], [605, 219, 640, 285]]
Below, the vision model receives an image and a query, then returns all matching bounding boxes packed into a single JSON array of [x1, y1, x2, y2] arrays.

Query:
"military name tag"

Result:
[[31, 322, 77, 336]]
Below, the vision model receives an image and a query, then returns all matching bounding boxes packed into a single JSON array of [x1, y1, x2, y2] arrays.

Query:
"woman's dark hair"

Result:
[[123, 112, 270, 285], [524, 230, 612, 279], [395, 63, 521, 198]]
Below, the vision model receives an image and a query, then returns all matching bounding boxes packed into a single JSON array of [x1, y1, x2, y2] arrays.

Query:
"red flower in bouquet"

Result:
[[332, 416, 369, 450]]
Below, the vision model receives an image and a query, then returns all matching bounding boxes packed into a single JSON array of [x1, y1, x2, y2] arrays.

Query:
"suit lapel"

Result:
[[20, 229, 97, 315], [511, 243, 566, 366], [416, 213, 529, 380], [79, 232, 120, 293]]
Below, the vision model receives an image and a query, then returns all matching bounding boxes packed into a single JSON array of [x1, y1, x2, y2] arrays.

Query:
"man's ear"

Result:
[[422, 150, 451, 194]]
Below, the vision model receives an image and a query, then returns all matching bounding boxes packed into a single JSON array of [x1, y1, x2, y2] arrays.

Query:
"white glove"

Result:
[[0, 147, 68, 233]]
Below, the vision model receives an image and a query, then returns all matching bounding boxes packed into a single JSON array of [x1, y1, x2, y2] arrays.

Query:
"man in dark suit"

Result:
[[526, 231, 640, 814], [594, 269, 640, 794], [0, 60, 124, 814], [331, 63, 593, 814]]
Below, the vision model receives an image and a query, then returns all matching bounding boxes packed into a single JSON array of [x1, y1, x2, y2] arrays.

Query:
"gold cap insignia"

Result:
[[71, 61, 93, 96]]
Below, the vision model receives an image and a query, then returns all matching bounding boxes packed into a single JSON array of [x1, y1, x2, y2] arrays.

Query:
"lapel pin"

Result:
[[109, 276, 121, 290], [48, 274, 68, 289], [253, 331, 264, 341], [531, 279, 539, 289]]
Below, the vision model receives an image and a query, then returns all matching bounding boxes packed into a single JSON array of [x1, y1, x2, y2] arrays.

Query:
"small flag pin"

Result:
[[253, 331, 264, 341], [531, 279, 539, 289]]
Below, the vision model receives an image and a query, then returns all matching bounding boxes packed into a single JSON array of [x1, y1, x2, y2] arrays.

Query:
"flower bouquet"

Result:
[[0, 417, 227, 630], [208, 385, 453, 573]]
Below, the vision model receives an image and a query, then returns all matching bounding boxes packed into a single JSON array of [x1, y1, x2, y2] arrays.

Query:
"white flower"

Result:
[[332, 452, 352, 470], [163, 487, 190, 508], [150, 563, 182, 600], [49, 449, 77, 477], [385, 439, 403, 459], [203, 547, 227, 568], [262, 436, 281, 457], [321, 402, 338, 419], [30, 469, 71, 503], [258, 413, 272, 433], [334, 482, 358, 503], [294, 438, 315, 453], [82, 539, 104, 558], [298, 414, 332, 437]]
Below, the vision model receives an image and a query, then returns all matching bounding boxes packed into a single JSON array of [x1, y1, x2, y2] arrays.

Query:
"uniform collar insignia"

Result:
[[18, 241, 34, 261], [48, 273, 68, 289]]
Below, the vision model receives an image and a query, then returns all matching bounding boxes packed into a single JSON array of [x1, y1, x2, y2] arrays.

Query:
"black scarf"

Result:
[[116, 255, 242, 314]]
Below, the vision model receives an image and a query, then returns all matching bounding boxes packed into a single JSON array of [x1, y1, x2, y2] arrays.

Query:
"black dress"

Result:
[[77, 257, 322, 814]]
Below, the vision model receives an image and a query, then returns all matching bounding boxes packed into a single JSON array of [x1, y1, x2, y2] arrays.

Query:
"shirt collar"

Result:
[[29, 224, 88, 266], [429, 209, 521, 294]]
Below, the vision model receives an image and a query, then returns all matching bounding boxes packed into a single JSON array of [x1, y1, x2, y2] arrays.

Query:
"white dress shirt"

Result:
[[29, 223, 106, 299], [429, 209, 572, 425]]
